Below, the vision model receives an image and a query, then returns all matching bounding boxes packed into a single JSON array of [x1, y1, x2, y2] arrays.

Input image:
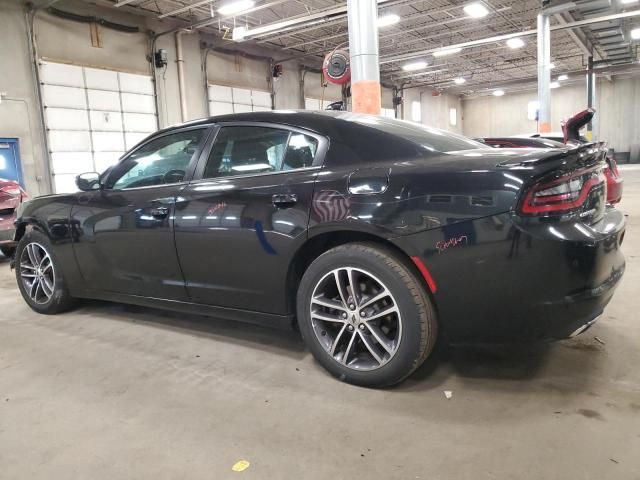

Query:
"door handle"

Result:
[[272, 193, 298, 208], [150, 206, 169, 218]]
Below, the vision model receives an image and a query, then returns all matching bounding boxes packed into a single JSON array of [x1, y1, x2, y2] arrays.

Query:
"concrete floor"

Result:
[[1, 168, 640, 480]]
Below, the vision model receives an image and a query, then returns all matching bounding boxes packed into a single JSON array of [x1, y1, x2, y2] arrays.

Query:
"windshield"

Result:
[[343, 114, 487, 153]]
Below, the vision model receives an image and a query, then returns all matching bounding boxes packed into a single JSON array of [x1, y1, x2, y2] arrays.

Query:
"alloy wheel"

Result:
[[19, 242, 56, 305], [310, 267, 402, 371]]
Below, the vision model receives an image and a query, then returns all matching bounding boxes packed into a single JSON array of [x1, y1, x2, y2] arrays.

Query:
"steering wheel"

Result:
[[163, 169, 186, 184]]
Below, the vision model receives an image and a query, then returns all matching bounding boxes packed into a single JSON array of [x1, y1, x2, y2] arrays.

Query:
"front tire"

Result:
[[15, 230, 77, 314], [297, 243, 437, 387]]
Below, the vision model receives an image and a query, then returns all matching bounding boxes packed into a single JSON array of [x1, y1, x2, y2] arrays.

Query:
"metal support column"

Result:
[[347, 0, 381, 114], [537, 12, 552, 133], [586, 56, 596, 141]]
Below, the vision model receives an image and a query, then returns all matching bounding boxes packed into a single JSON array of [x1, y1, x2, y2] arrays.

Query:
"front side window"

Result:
[[203, 126, 319, 179], [108, 128, 206, 190]]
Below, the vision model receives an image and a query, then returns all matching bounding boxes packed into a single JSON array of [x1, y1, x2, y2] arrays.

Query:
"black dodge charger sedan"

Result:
[[12, 111, 625, 387]]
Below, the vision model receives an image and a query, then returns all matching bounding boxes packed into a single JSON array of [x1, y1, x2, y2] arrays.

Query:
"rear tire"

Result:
[[0, 245, 15, 258], [15, 230, 77, 314], [297, 243, 437, 387]]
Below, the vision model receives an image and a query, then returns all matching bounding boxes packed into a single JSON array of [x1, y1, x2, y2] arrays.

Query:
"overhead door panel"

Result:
[[40, 61, 157, 193], [45, 108, 89, 131], [42, 85, 86, 109], [84, 67, 119, 90], [90, 111, 123, 131], [121, 93, 155, 113], [207, 83, 272, 116], [40, 61, 84, 87]]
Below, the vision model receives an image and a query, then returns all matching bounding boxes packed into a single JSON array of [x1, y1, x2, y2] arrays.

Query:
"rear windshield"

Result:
[[346, 115, 487, 153]]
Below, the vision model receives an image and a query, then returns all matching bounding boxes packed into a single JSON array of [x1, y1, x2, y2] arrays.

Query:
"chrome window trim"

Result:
[[187, 165, 321, 185]]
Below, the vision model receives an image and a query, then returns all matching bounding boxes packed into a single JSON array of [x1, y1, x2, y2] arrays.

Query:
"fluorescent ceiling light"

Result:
[[402, 61, 428, 71], [506, 37, 525, 49], [493, 89, 505, 96], [232, 26, 247, 41], [464, 2, 489, 18], [218, 0, 255, 16], [550, 81, 560, 89], [621, 0, 638, 4], [557, 74, 569, 81], [433, 47, 462, 57], [632, 28, 640, 40], [454, 77, 466, 84], [378, 13, 400, 27]]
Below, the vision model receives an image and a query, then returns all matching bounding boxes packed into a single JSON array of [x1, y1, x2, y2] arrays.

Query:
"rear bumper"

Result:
[[0, 211, 17, 245], [0, 227, 16, 244], [392, 208, 625, 343]]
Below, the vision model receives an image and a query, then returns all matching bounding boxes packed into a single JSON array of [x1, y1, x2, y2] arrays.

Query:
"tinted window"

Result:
[[108, 129, 206, 190], [203, 126, 318, 178], [283, 133, 318, 170], [347, 115, 486, 153]]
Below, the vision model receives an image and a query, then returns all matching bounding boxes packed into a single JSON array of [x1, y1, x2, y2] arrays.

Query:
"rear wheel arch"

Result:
[[286, 230, 437, 326]]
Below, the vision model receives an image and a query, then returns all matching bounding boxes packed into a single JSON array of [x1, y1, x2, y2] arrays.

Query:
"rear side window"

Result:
[[203, 126, 319, 179]]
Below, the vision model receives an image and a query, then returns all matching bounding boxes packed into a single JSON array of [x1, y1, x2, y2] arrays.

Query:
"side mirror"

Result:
[[76, 172, 101, 192]]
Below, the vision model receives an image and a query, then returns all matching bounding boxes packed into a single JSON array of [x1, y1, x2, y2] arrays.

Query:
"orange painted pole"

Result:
[[347, 0, 381, 115]]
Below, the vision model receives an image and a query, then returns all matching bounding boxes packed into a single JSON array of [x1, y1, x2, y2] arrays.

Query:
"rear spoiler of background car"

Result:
[[562, 108, 595, 144]]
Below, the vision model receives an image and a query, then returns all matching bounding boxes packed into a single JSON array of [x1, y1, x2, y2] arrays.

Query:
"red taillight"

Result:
[[520, 167, 606, 215]]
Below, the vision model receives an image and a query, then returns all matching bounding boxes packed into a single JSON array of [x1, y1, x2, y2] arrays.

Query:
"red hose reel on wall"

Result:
[[323, 49, 351, 85]]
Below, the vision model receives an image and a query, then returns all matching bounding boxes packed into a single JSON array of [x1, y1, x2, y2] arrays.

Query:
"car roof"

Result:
[[155, 110, 365, 137]]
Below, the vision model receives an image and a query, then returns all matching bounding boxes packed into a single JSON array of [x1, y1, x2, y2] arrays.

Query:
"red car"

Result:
[[0, 179, 27, 257]]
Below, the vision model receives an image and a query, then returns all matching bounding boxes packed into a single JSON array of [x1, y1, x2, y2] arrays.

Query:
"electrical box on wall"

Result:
[[154, 49, 168, 68]]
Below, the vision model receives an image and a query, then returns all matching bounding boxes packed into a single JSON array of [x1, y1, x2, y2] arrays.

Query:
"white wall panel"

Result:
[[233, 103, 252, 113], [125, 132, 149, 150], [53, 174, 79, 194], [209, 101, 234, 116], [232, 88, 252, 105], [208, 85, 233, 102], [45, 108, 89, 130], [87, 90, 121, 111], [40, 61, 84, 87], [252, 90, 271, 108], [253, 105, 271, 112], [305, 98, 321, 110], [121, 93, 154, 114], [49, 130, 91, 152], [123, 113, 156, 133], [42, 85, 86, 109], [94, 152, 123, 172], [84, 67, 119, 90], [90, 111, 123, 131], [50, 151, 93, 174], [118, 72, 153, 94], [92, 131, 124, 152]]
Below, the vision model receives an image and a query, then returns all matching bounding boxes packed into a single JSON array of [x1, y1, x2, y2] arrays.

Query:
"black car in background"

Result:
[[12, 112, 625, 387]]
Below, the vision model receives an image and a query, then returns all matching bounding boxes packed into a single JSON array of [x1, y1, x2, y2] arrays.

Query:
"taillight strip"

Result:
[[521, 166, 605, 215]]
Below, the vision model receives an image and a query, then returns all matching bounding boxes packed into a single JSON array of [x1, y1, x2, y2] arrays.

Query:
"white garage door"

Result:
[[40, 61, 157, 193], [208, 84, 272, 116], [304, 97, 342, 111]]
